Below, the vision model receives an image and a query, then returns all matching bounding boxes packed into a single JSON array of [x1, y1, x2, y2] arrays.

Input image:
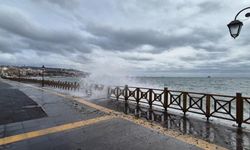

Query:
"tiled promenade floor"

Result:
[[0, 82, 46, 125], [0, 79, 217, 150]]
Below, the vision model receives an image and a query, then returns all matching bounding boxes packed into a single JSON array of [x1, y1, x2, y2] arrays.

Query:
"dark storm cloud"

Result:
[[0, 29, 26, 53], [0, 6, 92, 55], [85, 24, 223, 52], [0, 9, 82, 44]]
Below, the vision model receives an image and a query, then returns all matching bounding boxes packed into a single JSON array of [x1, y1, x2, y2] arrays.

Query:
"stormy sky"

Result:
[[1, 0, 250, 77]]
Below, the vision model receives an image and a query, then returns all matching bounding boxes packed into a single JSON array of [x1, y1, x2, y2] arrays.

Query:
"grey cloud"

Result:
[[33, 0, 81, 9], [120, 56, 153, 61], [0, 37, 14, 52], [0, 5, 93, 55], [0, 29, 27, 53], [198, 1, 222, 13], [86, 24, 223, 52], [0, 6, 83, 44], [23, 38, 92, 54]]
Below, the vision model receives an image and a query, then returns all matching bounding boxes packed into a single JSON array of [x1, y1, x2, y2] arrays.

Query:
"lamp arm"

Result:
[[234, 7, 250, 20]]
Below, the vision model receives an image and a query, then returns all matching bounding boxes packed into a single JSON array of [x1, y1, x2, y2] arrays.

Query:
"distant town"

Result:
[[0, 65, 89, 78]]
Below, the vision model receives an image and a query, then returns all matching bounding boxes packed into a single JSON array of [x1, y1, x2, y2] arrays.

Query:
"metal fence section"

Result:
[[2, 77, 80, 91], [108, 85, 250, 127]]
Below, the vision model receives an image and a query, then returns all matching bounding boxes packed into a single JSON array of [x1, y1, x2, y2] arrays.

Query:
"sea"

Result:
[[134, 77, 250, 96], [44, 76, 250, 97]]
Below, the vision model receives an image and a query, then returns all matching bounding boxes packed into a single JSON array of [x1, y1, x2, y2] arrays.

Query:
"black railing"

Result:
[[2, 77, 80, 90], [108, 85, 250, 127]]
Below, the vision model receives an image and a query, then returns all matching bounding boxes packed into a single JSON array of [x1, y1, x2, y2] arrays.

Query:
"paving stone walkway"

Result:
[[0, 80, 203, 150], [0, 82, 46, 125]]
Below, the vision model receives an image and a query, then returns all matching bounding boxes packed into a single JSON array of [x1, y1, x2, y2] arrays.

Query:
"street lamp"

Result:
[[228, 7, 250, 39], [42, 65, 45, 87]]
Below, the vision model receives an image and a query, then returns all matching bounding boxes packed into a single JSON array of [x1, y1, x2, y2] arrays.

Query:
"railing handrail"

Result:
[[169, 90, 236, 98], [111, 85, 238, 98]]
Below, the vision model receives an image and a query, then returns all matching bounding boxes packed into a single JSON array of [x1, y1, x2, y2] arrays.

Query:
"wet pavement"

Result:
[[93, 99, 250, 150], [0, 82, 47, 125], [0, 79, 203, 150]]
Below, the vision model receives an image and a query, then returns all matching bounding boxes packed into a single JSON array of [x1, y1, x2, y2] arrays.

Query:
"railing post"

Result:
[[136, 88, 140, 106], [67, 82, 70, 90], [206, 94, 211, 121], [164, 87, 168, 111], [116, 87, 119, 101], [70, 83, 73, 90], [149, 89, 153, 110], [74, 82, 77, 90], [182, 92, 187, 116], [236, 93, 243, 127], [124, 85, 128, 104]]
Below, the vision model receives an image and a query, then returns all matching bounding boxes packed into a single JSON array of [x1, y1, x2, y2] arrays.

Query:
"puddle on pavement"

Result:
[[94, 99, 250, 150]]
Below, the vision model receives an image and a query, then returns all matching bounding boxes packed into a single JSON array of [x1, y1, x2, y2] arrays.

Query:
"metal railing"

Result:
[[2, 76, 80, 90], [108, 85, 250, 127]]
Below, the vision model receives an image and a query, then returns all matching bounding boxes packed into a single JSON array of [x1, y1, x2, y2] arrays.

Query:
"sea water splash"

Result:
[[80, 76, 250, 100], [74, 56, 162, 99], [45, 75, 250, 97]]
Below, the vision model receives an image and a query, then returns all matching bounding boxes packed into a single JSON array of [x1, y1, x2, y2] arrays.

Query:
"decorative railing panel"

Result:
[[186, 93, 206, 115], [210, 95, 236, 121], [151, 90, 164, 107], [243, 97, 250, 124], [168, 90, 183, 111]]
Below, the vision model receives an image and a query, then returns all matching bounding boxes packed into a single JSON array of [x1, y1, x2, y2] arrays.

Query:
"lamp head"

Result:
[[227, 20, 243, 39]]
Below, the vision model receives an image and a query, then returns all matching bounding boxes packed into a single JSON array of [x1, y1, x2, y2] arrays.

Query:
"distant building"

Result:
[[0, 65, 88, 78]]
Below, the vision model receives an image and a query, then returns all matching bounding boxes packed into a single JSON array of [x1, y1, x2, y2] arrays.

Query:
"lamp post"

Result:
[[42, 65, 45, 87], [228, 7, 250, 39]]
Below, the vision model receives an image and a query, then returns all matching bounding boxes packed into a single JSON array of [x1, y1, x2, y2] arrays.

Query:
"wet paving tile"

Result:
[[0, 88, 47, 125]]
